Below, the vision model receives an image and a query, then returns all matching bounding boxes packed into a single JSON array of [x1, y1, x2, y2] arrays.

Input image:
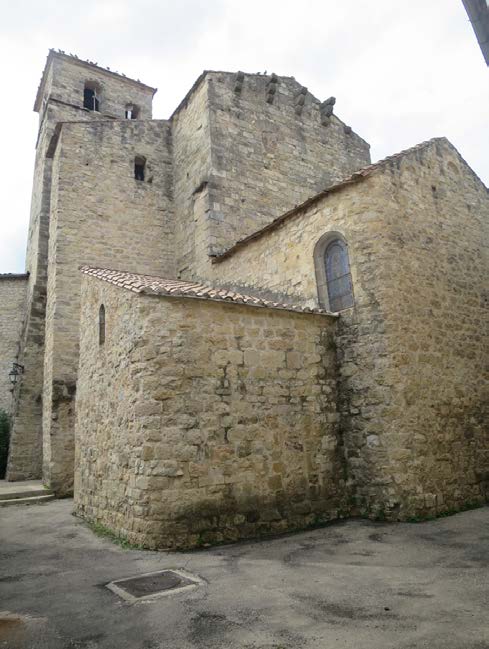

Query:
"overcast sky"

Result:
[[0, 0, 487, 273]]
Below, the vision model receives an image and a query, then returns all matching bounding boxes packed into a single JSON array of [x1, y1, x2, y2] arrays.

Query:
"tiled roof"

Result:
[[213, 137, 451, 262], [80, 266, 334, 316]]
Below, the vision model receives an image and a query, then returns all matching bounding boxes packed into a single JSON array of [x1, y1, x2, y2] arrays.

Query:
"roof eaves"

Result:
[[80, 266, 335, 317], [140, 286, 335, 316]]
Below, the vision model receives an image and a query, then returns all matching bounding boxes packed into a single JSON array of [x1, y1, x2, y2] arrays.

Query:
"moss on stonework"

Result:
[[405, 501, 484, 523], [85, 520, 146, 550], [80, 500, 487, 552], [357, 498, 486, 525]]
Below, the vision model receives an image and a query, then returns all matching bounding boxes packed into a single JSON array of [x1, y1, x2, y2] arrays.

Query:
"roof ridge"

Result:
[[79, 266, 335, 317], [213, 137, 450, 262], [351, 136, 449, 176]]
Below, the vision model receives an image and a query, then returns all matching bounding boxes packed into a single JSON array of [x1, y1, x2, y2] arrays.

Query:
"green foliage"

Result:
[[196, 532, 207, 548], [374, 509, 387, 522], [87, 520, 145, 550], [0, 409, 10, 479]]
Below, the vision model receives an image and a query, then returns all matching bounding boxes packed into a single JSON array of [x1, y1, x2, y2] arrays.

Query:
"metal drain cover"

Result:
[[106, 569, 203, 602]]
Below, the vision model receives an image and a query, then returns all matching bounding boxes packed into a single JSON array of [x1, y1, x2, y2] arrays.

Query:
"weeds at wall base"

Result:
[[83, 519, 147, 551], [78, 501, 487, 552]]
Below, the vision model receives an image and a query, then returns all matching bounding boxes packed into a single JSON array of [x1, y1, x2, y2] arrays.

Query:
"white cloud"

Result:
[[0, 0, 487, 272]]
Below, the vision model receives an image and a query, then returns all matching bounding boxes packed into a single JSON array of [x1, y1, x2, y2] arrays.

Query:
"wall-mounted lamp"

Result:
[[9, 363, 24, 386]]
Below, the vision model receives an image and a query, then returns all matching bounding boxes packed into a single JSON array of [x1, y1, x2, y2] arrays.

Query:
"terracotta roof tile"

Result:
[[80, 266, 335, 317]]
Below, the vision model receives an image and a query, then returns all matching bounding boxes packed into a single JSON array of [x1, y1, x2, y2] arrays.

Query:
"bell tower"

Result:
[[28, 49, 157, 301], [6, 50, 156, 484]]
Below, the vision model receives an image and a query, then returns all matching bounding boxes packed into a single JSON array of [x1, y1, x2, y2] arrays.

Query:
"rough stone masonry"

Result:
[[1, 49, 488, 549], [0, 275, 28, 414]]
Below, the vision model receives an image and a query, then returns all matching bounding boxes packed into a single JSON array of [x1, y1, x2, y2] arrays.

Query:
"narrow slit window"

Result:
[[134, 156, 146, 181], [99, 304, 106, 345], [83, 83, 100, 111], [324, 239, 354, 311]]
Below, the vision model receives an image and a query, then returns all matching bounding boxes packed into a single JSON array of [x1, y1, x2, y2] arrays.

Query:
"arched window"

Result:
[[324, 239, 354, 311], [83, 81, 100, 111], [134, 156, 146, 181], [99, 304, 106, 345], [314, 233, 354, 311]]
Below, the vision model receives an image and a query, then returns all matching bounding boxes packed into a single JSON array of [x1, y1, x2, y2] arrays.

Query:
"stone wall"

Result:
[[203, 161, 382, 307], [204, 72, 370, 258], [28, 51, 155, 291], [74, 277, 344, 549], [9, 57, 372, 487], [8, 52, 157, 482], [37, 51, 155, 122], [2, 274, 45, 481], [11, 51, 488, 530], [207, 138, 489, 519], [0, 277, 27, 414], [172, 72, 370, 277], [10, 100, 57, 483], [172, 77, 213, 277], [5, 278, 47, 481], [42, 119, 174, 494]]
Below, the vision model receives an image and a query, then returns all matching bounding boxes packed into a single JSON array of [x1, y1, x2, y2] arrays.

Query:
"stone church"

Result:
[[1, 49, 488, 549]]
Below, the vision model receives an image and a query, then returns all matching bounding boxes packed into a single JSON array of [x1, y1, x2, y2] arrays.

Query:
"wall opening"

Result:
[[314, 232, 354, 311], [99, 304, 106, 345], [83, 82, 100, 111], [134, 156, 146, 181], [125, 104, 140, 119]]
